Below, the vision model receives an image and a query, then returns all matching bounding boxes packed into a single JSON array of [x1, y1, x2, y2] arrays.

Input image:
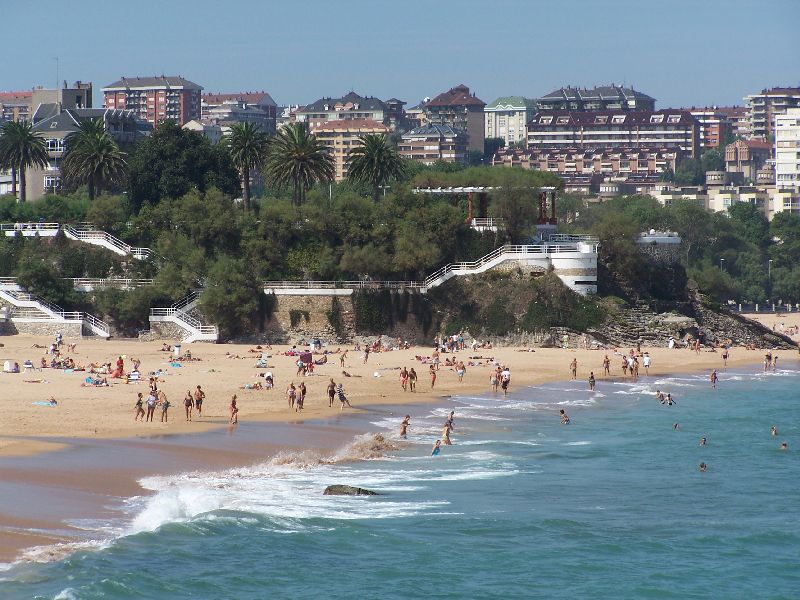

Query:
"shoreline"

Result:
[[0, 334, 792, 565]]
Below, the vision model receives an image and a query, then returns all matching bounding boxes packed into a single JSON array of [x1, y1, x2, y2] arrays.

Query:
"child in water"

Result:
[[431, 440, 442, 456], [560, 409, 570, 425]]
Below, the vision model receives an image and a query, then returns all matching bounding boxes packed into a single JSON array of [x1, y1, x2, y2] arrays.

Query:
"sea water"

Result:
[[1, 366, 799, 599]]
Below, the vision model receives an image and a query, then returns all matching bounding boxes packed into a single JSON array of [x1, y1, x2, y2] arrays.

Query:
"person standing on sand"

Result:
[[159, 392, 171, 422], [400, 415, 411, 439], [490, 368, 499, 393], [363, 346, 370, 364], [722, 347, 729, 366], [432, 349, 440, 370], [229, 395, 239, 424], [408, 368, 417, 392], [710, 369, 718, 389], [327, 378, 337, 407], [287, 383, 296, 410], [570, 358, 578, 380], [340, 350, 348, 368], [603, 355, 611, 376], [456, 361, 466, 382], [337, 383, 351, 410], [400, 367, 409, 391], [642, 353, 651, 376], [297, 382, 306, 411], [184, 390, 194, 421], [194, 385, 205, 417], [429, 365, 437, 388], [589, 372, 596, 391], [621, 356, 628, 377], [145, 391, 157, 422], [134, 393, 145, 421], [772, 355, 778, 371]]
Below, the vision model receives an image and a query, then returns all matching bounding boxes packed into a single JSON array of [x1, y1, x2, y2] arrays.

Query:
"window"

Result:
[[556, 116, 569, 124], [667, 115, 681, 124], [612, 115, 626, 124], [43, 175, 60, 189], [650, 115, 664, 124], [595, 116, 608, 124], [540, 116, 552, 125], [45, 138, 65, 152]]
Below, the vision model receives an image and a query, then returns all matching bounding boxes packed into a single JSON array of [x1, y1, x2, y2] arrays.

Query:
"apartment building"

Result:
[[719, 106, 749, 139], [399, 124, 468, 165], [423, 85, 485, 153], [725, 139, 771, 181], [296, 92, 390, 130], [526, 110, 700, 157], [25, 104, 143, 200], [744, 86, 800, 141], [0, 92, 32, 122], [103, 76, 202, 126], [492, 146, 681, 178], [202, 92, 277, 133], [536, 85, 655, 112], [312, 118, 390, 181], [688, 107, 734, 148], [484, 97, 536, 146], [775, 107, 800, 188]]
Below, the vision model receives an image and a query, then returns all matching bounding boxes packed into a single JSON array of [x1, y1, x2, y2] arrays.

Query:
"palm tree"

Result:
[[346, 134, 407, 202], [0, 120, 49, 201], [224, 122, 269, 211], [61, 118, 127, 200], [263, 123, 334, 206]]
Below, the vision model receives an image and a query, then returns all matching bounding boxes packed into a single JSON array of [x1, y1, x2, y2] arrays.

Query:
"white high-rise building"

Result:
[[775, 108, 800, 188]]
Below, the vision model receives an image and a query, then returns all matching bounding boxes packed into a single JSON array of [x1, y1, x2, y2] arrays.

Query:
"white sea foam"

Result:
[[565, 441, 592, 446]]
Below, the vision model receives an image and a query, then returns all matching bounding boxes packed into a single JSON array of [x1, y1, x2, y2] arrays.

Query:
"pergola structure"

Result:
[[412, 185, 558, 225]]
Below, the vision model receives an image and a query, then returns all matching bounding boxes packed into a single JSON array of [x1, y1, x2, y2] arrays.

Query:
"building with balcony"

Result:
[[744, 86, 800, 142], [423, 84, 485, 154], [399, 124, 468, 165], [688, 107, 734, 148], [202, 92, 277, 133], [182, 119, 224, 145], [725, 139, 771, 181], [485, 96, 536, 146], [24, 105, 144, 200], [775, 107, 800, 188], [103, 76, 202, 126], [0, 91, 32, 123], [536, 85, 655, 112], [296, 92, 392, 130], [312, 118, 390, 181], [526, 110, 700, 157]]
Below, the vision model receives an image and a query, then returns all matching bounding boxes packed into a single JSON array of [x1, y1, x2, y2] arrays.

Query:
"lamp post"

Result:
[[768, 259, 773, 283], [719, 258, 725, 272]]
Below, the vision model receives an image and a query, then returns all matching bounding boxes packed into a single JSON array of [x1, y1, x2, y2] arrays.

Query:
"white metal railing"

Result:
[[263, 280, 424, 290], [548, 233, 599, 243], [0, 222, 60, 232], [69, 277, 154, 289], [471, 218, 504, 228], [62, 224, 152, 260], [1, 287, 110, 334]]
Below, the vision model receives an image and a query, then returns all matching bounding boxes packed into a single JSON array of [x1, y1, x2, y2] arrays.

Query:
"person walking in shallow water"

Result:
[[588, 372, 596, 391], [229, 395, 238, 424], [400, 415, 410, 438], [710, 369, 718, 389]]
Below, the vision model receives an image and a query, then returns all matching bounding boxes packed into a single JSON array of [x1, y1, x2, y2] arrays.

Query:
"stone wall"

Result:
[[148, 321, 189, 342], [5, 321, 83, 337]]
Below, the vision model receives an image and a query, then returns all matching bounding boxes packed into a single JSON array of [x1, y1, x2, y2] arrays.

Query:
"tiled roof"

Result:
[[300, 92, 387, 113], [486, 96, 536, 110], [313, 118, 389, 132], [202, 92, 276, 106], [0, 91, 32, 103], [402, 124, 465, 138], [426, 85, 485, 108], [539, 84, 655, 102], [730, 139, 771, 150], [32, 108, 139, 135], [528, 109, 696, 128], [104, 76, 202, 90]]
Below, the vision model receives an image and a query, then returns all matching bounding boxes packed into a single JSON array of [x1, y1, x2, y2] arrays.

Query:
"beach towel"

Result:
[[170, 362, 182, 368], [32, 401, 56, 406]]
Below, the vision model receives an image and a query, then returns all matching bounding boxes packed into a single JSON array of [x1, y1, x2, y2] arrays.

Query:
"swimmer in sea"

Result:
[[699, 462, 707, 472], [400, 415, 410, 439], [559, 409, 570, 425], [442, 421, 452, 445], [780, 442, 788, 450], [431, 439, 441, 456], [771, 426, 778, 436], [673, 423, 680, 430], [700, 437, 706, 446]]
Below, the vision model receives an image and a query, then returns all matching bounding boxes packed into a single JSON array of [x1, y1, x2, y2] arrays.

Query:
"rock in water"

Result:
[[323, 484, 379, 496]]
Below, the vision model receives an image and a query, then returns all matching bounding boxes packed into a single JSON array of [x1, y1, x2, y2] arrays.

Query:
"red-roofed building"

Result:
[[423, 84, 485, 154], [202, 91, 277, 133], [312, 118, 390, 181], [725, 138, 771, 181]]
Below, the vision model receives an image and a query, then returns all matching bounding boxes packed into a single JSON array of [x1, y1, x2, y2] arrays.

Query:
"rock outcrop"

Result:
[[323, 485, 380, 496]]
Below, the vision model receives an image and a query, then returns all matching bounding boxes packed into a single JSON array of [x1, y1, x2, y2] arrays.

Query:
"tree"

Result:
[[346, 133, 406, 202], [263, 123, 334, 206], [61, 118, 127, 200], [728, 202, 769, 248], [700, 148, 725, 173], [0, 120, 49, 201], [489, 188, 539, 242], [127, 121, 240, 212], [224, 122, 269, 211], [484, 137, 505, 158], [674, 157, 702, 185]]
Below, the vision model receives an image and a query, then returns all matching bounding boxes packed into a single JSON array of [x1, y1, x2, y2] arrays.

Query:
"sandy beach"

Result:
[[0, 334, 781, 457], [0, 332, 792, 563]]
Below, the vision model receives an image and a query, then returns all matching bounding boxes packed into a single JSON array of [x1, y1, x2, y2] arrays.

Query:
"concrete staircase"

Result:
[[149, 291, 218, 343], [0, 278, 111, 337], [1, 223, 151, 260]]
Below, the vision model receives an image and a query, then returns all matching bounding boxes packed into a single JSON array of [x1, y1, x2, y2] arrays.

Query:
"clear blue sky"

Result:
[[5, 0, 798, 109]]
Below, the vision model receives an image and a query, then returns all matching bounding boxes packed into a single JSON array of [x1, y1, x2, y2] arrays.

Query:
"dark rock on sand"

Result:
[[324, 485, 380, 496]]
